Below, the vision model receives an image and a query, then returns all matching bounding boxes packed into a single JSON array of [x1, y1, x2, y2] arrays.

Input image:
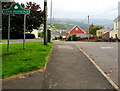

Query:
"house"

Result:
[[60, 30, 69, 39], [110, 16, 120, 39], [31, 29, 38, 38], [51, 30, 61, 39], [76, 33, 90, 38], [69, 26, 91, 38], [96, 28, 113, 39], [26, 29, 38, 38], [69, 26, 85, 34]]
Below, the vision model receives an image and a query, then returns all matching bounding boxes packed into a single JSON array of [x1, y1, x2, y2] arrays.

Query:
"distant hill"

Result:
[[47, 18, 113, 31], [48, 18, 88, 31]]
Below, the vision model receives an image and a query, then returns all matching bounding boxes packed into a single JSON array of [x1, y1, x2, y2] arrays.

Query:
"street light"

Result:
[[88, 15, 90, 41], [44, 0, 47, 45]]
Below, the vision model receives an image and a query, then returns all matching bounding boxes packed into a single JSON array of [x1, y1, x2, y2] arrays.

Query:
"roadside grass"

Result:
[[2, 42, 53, 78]]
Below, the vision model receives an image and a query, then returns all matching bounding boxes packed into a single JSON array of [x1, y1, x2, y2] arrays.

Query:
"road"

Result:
[[2, 41, 117, 90], [65, 42, 118, 86]]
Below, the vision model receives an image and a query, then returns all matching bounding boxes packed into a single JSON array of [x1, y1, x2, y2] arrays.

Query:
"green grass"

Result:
[[2, 42, 53, 78]]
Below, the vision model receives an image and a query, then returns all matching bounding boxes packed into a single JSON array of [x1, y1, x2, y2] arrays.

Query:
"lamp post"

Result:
[[88, 15, 90, 41], [44, 0, 47, 45]]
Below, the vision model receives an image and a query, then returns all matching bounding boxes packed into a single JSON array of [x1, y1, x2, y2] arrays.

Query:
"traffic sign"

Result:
[[2, 3, 30, 14]]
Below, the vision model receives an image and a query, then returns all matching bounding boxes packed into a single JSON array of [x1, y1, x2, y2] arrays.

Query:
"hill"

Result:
[[47, 18, 113, 31]]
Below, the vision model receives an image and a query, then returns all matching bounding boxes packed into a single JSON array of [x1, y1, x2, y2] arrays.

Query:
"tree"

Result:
[[89, 24, 104, 36], [2, 2, 44, 39]]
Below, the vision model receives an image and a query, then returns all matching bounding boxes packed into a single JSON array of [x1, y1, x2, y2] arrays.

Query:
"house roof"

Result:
[[60, 31, 69, 36], [69, 26, 85, 34], [76, 33, 90, 38], [51, 31, 60, 36], [114, 15, 120, 21], [97, 28, 113, 32]]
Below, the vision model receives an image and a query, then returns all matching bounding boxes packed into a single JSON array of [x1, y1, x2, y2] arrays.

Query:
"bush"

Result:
[[59, 36, 62, 39], [38, 32, 44, 38], [66, 35, 71, 41], [54, 36, 58, 40], [2, 32, 24, 39], [26, 34, 35, 39], [71, 34, 78, 41]]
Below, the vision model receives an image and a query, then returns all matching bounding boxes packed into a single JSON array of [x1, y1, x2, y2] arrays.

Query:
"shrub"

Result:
[[59, 36, 62, 39], [54, 36, 58, 40], [26, 34, 35, 39], [38, 32, 44, 38], [71, 34, 78, 41], [66, 35, 71, 41]]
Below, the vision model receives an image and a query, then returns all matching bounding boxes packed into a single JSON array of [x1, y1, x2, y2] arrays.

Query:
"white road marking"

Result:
[[58, 45, 73, 49], [100, 47, 113, 49]]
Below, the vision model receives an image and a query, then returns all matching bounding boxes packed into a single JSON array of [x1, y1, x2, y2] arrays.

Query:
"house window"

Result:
[[116, 22, 117, 28], [76, 28, 78, 30]]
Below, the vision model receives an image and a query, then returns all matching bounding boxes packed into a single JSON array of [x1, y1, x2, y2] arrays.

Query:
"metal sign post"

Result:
[[23, 14, 26, 50], [2, 3, 30, 51], [7, 14, 10, 52]]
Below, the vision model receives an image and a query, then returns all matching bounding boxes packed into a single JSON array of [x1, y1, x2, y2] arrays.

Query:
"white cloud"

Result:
[[15, 0, 119, 19]]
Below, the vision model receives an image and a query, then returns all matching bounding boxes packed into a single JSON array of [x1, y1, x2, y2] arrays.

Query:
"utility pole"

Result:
[[88, 15, 90, 41], [44, 0, 47, 45]]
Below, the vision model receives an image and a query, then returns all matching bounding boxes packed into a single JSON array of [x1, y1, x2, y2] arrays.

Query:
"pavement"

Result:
[[0, 39, 43, 44], [2, 41, 117, 90]]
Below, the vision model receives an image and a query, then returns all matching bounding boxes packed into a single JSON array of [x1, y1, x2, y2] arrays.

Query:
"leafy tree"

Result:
[[2, 2, 44, 39], [38, 32, 44, 38], [89, 24, 104, 36]]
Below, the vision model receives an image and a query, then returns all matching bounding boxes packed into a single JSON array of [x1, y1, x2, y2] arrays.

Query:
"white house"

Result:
[[110, 16, 120, 39]]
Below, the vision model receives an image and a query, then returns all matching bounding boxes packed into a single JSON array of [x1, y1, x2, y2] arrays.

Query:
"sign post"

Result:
[[7, 14, 10, 52], [23, 14, 26, 50], [2, 3, 30, 51]]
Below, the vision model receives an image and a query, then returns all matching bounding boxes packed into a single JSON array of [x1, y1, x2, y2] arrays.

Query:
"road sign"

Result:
[[2, 3, 30, 14], [2, 3, 30, 51]]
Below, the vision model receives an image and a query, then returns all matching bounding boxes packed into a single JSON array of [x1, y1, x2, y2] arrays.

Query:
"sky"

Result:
[[15, 0, 120, 20]]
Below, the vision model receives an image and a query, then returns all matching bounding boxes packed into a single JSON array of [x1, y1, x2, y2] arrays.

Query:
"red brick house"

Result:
[[69, 26, 85, 34]]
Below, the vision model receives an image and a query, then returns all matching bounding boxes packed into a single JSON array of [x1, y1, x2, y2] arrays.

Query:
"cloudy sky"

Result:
[[15, 0, 119, 20]]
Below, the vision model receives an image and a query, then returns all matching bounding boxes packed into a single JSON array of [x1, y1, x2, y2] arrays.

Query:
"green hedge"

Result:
[[2, 32, 35, 39], [26, 34, 35, 39]]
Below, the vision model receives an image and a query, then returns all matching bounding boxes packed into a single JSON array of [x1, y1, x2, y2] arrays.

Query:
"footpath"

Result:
[[2, 41, 117, 90]]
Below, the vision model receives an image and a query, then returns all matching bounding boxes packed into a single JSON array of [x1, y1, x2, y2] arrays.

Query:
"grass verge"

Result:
[[2, 42, 53, 78]]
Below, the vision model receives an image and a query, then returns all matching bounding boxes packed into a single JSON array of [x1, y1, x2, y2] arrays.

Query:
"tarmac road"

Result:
[[65, 42, 118, 86], [2, 41, 117, 90]]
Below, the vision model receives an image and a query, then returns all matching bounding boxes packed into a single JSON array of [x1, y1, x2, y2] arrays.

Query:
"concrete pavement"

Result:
[[0, 39, 43, 44], [2, 41, 117, 90]]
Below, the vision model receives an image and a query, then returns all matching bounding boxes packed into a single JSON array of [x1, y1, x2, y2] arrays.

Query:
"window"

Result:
[[116, 22, 117, 28], [76, 28, 78, 30]]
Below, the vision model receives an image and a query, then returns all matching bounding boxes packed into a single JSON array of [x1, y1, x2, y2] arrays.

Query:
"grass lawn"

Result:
[[2, 42, 53, 78]]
